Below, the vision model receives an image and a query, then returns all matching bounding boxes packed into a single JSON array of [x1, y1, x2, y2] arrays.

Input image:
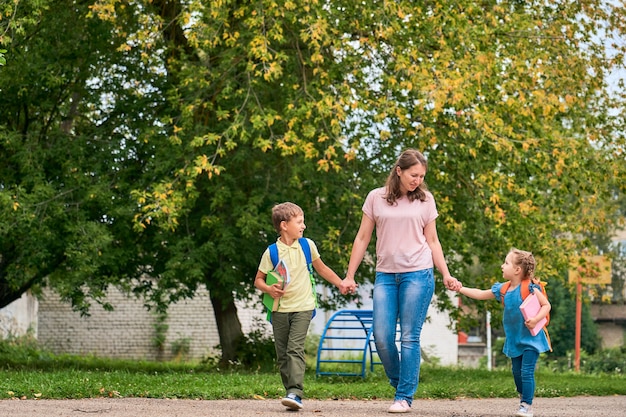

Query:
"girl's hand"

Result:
[[525, 318, 539, 330], [444, 276, 463, 291]]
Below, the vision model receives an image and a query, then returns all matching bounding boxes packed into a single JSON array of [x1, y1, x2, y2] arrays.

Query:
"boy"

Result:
[[254, 202, 350, 411]]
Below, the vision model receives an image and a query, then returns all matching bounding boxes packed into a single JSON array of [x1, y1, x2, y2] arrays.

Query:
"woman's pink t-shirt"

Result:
[[362, 187, 438, 273]]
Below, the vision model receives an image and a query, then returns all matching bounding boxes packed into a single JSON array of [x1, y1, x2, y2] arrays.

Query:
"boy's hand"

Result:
[[340, 277, 357, 295], [267, 284, 285, 299]]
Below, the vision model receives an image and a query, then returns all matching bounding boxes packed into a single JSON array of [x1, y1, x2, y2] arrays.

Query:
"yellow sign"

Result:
[[568, 255, 612, 285]]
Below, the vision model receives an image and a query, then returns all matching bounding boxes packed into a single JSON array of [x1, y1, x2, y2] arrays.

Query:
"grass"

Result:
[[1, 356, 625, 401], [1, 336, 624, 401]]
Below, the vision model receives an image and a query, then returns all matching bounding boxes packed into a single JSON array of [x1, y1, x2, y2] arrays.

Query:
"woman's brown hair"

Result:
[[384, 149, 429, 205]]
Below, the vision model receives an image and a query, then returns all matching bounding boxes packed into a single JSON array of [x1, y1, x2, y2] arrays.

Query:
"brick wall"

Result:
[[37, 285, 269, 361]]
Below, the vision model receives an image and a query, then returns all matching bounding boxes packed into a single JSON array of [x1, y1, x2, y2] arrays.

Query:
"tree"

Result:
[[117, 1, 626, 354], [548, 278, 601, 357], [0, 0, 163, 310], [2, 0, 626, 364]]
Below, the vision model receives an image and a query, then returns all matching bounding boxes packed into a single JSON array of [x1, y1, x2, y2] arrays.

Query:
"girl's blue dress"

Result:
[[492, 282, 551, 358]]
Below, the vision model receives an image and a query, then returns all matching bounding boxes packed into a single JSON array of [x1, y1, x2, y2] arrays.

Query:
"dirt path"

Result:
[[1, 396, 625, 417]]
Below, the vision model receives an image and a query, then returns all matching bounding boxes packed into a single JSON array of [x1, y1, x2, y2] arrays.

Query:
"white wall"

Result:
[[1, 283, 458, 365], [0, 290, 38, 338]]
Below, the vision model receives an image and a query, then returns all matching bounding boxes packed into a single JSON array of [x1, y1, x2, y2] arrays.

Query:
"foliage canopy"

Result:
[[1, 0, 625, 361]]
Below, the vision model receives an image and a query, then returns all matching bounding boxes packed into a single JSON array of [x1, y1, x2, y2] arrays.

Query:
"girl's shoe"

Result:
[[516, 402, 533, 417]]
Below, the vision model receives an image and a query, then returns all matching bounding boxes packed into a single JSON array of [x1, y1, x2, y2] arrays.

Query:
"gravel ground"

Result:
[[1, 396, 625, 417]]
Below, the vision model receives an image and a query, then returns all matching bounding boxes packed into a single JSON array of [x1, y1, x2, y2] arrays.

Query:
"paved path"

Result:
[[1, 396, 626, 417]]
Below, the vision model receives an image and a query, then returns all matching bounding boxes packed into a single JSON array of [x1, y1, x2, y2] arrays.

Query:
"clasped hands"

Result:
[[339, 277, 358, 295], [340, 276, 462, 295], [444, 276, 463, 292]]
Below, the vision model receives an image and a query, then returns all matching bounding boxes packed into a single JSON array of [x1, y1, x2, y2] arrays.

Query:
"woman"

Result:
[[342, 149, 461, 414]]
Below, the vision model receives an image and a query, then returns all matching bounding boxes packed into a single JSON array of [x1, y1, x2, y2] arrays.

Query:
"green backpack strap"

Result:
[[264, 243, 280, 322]]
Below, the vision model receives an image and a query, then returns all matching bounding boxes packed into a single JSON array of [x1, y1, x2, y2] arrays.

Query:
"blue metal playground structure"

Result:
[[315, 309, 399, 378]]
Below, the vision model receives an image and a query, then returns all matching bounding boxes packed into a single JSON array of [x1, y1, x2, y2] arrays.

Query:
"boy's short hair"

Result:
[[272, 202, 304, 233]]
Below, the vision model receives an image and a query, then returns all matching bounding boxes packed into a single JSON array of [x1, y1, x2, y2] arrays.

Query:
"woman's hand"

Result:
[[340, 277, 358, 295], [443, 276, 463, 291]]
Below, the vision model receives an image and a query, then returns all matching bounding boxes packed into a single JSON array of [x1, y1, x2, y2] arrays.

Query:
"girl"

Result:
[[457, 248, 551, 417]]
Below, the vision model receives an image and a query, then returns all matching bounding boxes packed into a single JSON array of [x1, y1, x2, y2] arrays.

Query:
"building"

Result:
[[3, 256, 623, 367], [1, 283, 459, 366]]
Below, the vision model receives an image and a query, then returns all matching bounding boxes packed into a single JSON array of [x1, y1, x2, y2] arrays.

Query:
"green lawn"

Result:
[[1, 336, 624, 401], [1, 359, 624, 400]]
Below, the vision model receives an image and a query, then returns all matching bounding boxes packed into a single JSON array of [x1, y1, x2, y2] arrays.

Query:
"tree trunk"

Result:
[[0, 270, 40, 310], [209, 292, 244, 367]]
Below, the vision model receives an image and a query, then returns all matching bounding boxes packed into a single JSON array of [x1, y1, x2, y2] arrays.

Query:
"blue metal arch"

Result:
[[315, 309, 382, 378]]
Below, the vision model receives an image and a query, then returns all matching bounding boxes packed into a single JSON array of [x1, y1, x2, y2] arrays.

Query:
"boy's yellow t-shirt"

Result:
[[259, 238, 320, 313]]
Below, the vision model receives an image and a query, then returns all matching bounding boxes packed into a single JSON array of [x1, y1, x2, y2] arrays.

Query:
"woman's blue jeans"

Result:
[[372, 269, 434, 405], [511, 349, 540, 405]]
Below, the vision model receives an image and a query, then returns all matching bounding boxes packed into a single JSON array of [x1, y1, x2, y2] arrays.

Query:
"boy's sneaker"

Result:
[[516, 402, 533, 417], [281, 393, 303, 410], [388, 399, 411, 413]]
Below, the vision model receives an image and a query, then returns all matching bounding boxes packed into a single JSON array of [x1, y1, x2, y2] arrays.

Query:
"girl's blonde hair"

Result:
[[384, 149, 429, 205], [509, 248, 537, 281], [271, 202, 304, 233]]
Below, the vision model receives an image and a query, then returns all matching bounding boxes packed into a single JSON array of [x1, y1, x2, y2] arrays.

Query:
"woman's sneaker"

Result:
[[388, 399, 411, 413], [281, 393, 303, 410], [516, 402, 533, 417]]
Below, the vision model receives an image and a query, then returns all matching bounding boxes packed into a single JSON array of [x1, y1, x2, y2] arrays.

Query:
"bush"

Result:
[[224, 324, 323, 372], [582, 347, 626, 373], [305, 333, 320, 357], [541, 347, 626, 374], [488, 337, 625, 375], [0, 331, 56, 368], [233, 328, 277, 371]]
